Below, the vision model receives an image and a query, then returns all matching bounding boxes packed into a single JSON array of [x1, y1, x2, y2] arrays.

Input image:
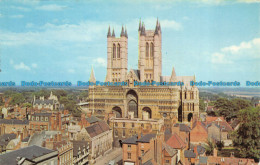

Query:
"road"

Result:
[[95, 147, 122, 165]]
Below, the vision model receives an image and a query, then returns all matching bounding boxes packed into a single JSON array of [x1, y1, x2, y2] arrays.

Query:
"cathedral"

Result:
[[88, 19, 199, 123]]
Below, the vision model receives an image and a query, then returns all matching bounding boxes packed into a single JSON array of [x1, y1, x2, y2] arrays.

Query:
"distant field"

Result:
[[199, 87, 260, 98]]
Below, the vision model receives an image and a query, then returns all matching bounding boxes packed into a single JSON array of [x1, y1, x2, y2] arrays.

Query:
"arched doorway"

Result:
[[127, 90, 138, 118], [112, 106, 122, 118], [178, 106, 182, 122], [128, 100, 138, 118], [188, 113, 193, 122], [142, 107, 152, 120]]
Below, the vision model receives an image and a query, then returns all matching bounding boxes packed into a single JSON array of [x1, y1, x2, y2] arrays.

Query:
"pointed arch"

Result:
[[113, 43, 116, 58], [146, 42, 149, 57], [150, 42, 154, 57], [117, 43, 120, 58]]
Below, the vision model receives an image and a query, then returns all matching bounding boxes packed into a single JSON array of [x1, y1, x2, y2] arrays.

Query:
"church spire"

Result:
[[139, 18, 142, 31], [89, 67, 96, 83], [170, 67, 176, 81], [107, 26, 111, 37], [120, 25, 125, 37], [112, 28, 115, 37], [140, 22, 146, 36], [125, 26, 128, 38]]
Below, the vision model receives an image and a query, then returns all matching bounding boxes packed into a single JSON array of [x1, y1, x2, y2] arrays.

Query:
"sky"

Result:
[[0, 0, 259, 86]]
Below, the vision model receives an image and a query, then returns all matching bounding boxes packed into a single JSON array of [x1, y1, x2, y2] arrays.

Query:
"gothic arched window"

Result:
[[117, 43, 120, 58], [113, 43, 116, 59], [146, 42, 149, 57], [150, 42, 154, 57]]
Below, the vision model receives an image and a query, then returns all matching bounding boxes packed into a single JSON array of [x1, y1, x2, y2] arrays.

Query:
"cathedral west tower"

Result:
[[106, 26, 128, 82], [138, 19, 162, 83]]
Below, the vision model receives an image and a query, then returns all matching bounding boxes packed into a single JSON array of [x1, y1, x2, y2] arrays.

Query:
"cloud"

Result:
[[0, 17, 181, 47], [211, 38, 260, 64], [93, 57, 106, 67], [10, 6, 30, 12], [10, 15, 24, 18], [211, 53, 233, 64], [31, 63, 37, 68], [36, 4, 66, 11], [14, 62, 31, 71], [136, 17, 182, 31], [26, 23, 34, 28]]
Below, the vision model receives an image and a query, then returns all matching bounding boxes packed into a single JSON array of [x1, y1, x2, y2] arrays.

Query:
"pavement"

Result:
[[95, 147, 123, 165]]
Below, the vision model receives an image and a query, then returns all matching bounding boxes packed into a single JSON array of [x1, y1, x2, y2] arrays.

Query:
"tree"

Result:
[[233, 107, 260, 161], [10, 93, 25, 105], [199, 99, 206, 112], [205, 139, 216, 156], [214, 98, 251, 121]]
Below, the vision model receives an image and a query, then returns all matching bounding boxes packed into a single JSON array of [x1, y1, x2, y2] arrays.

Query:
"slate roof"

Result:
[[0, 145, 56, 165], [132, 69, 140, 80], [174, 123, 191, 132], [199, 156, 208, 164], [21, 136, 30, 142], [85, 121, 110, 138], [0, 119, 29, 125], [184, 150, 196, 158], [34, 99, 56, 105], [122, 135, 138, 144], [136, 134, 156, 143], [0, 133, 17, 146], [143, 159, 153, 165], [86, 116, 101, 124], [163, 143, 177, 157], [31, 113, 52, 117], [164, 128, 172, 141], [197, 145, 206, 155]]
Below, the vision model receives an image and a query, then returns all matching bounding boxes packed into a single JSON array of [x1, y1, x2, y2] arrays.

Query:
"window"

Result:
[[36, 116, 39, 121], [113, 44, 116, 58], [45, 117, 48, 121], [146, 42, 149, 57], [127, 153, 131, 159], [165, 160, 169, 163], [123, 130, 126, 137], [141, 150, 144, 156], [132, 123, 134, 128], [127, 145, 131, 151], [150, 42, 154, 57], [115, 122, 118, 127], [115, 130, 118, 137], [123, 122, 125, 127], [117, 43, 120, 58]]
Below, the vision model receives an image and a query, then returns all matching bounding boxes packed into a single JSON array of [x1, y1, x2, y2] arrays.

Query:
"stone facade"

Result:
[[88, 19, 199, 124]]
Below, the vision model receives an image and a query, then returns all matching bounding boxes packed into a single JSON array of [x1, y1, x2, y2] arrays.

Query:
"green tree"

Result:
[[205, 139, 216, 156], [10, 93, 25, 105], [199, 99, 206, 112], [233, 107, 260, 161]]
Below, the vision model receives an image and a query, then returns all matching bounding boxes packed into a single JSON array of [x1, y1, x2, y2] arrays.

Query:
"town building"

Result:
[[71, 140, 90, 165], [0, 145, 58, 165], [28, 112, 62, 133], [109, 116, 164, 147], [32, 91, 60, 110], [76, 121, 113, 163], [0, 119, 29, 136]]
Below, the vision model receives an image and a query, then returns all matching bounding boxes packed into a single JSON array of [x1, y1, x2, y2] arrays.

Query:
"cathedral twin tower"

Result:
[[106, 19, 162, 83]]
